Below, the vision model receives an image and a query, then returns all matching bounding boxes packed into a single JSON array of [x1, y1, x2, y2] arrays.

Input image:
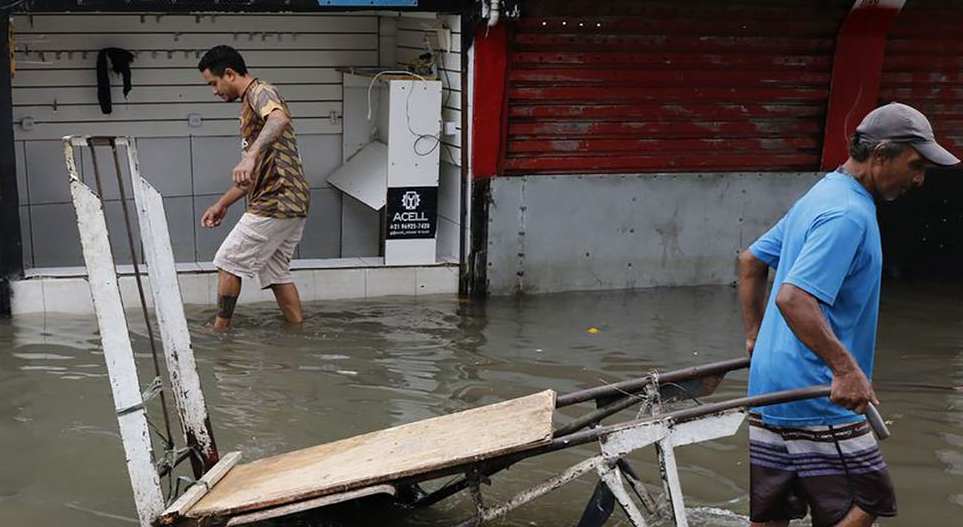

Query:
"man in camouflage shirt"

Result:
[[198, 45, 311, 328]]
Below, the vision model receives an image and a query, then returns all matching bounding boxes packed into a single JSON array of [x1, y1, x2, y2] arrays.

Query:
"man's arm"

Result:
[[247, 108, 290, 157], [200, 185, 247, 228], [775, 283, 877, 414], [737, 249, 769, 356], [232, 109, 291, 186]]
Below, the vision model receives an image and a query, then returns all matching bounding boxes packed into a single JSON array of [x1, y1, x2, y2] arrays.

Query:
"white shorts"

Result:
[[213, 212, 306, 289]]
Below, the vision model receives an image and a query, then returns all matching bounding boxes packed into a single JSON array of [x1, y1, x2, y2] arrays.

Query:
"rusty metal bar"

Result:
[[452, 456, 604, 527], [554, 391, 648, 438], [555, 386, 832, 452], [89, 138, 178, 463], [415, 383, 824, 510], [555, 357, 750, 408]]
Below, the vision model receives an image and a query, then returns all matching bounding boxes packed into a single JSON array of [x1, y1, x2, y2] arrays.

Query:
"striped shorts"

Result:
[[749, 413, 897, 527]]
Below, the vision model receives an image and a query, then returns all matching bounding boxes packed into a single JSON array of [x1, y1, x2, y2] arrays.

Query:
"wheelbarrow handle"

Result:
[[866, 402, 891, 440]]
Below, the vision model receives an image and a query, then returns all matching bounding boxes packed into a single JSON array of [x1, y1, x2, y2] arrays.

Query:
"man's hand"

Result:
[[738, 250, 769, 360], [830, 365, 878, 415], [232, 153, 256, 187], [201, 203, 227, 228]]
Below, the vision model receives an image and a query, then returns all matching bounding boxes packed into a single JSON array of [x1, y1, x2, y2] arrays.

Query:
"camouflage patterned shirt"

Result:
[[240, 79, 310, 218]]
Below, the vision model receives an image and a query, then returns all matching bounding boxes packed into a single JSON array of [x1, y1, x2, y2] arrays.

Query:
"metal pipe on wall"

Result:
[[0, 11, 24, 317]]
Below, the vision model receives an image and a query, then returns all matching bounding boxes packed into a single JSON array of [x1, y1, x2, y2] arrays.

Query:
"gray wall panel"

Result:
[[79, 145, 133, 202], [340, 194, 380, 258], [299, 188, 342, 259], [191, 136, 241, 196], [163, 196, 197, 263], [25, 140, 72, 205], [298, 134, 341, 189], [488, 173, 822, 295], [19, 206, 32, 269], [30, 202, 84, 267], [436, 216, 459, 261], [137, 137, 193, 198], [103, 200, 142, 265], [15, 141, 27, 204]]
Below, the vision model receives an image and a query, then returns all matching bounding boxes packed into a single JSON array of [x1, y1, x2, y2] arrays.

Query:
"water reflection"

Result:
[[0, 283, 960, 526]]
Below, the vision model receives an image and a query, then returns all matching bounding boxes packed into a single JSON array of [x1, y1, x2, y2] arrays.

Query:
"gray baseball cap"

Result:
[[856, 102, 960, 166]]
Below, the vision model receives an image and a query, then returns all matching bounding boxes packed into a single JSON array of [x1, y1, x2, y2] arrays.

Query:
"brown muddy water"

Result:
[[0, 283, 961, 526]]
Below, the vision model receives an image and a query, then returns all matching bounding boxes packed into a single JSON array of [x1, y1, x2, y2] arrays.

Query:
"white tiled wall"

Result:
[[10, 263, 460, 316]]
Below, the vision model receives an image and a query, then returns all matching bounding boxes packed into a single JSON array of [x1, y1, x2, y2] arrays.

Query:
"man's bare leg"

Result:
[[214, 269, 241, 328], [271, 282, 303, 324], [832, 505, 875, 527], [749, 504, 874, 527]]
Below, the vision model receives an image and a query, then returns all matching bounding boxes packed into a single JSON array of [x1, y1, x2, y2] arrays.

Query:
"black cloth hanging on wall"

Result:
[[97, 47, 134, 114]]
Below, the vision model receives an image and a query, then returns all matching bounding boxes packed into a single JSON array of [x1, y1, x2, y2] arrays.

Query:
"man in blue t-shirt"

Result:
[[738, 103, 958, 527]]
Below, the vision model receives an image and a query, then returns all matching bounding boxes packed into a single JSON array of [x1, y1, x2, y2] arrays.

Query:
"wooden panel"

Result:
[[504, 0, 851, 175], [188, 390, 556, 519], [159, 452, 242, 525]]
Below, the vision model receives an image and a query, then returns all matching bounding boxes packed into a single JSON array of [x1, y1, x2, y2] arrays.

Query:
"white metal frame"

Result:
[[64, 137, 165, 527], [65, 135, 219, 525], [454, 408, 747, 527]]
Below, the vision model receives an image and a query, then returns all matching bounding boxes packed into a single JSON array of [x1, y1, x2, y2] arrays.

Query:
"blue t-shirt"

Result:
[[748, 172, 882, 427]]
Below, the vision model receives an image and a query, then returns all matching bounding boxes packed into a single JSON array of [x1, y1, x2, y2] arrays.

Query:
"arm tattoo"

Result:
[[248, 112, 287, 156], [217, 295, 239, 320]]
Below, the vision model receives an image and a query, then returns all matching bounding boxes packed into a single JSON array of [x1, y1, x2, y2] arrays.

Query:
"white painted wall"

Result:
[[11, 12, 380, 268]]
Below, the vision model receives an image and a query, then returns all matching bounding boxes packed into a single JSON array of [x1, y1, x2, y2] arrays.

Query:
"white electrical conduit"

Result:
[[488, 0, 501, 27]]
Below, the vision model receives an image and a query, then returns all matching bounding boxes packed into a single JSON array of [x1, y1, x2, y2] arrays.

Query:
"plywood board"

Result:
[[188, 390, 556, 519]]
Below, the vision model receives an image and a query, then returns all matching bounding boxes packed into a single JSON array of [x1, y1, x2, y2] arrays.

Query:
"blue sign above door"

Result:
[[318, 1, 418, 6]]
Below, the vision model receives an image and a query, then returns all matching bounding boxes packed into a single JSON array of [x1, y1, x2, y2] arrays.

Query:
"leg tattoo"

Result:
[[217, 294, 238, 320]]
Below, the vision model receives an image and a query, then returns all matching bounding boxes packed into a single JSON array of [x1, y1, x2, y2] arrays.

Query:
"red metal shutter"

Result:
[[880, 0, 963, 157], [504, 0, 851, 175]]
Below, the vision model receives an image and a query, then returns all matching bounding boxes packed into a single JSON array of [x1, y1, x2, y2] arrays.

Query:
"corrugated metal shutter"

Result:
[[880, 0, 963, 156], [504, 0, 851, 175]]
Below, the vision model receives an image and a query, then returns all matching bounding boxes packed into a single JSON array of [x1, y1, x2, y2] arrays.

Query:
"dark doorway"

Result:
[[879, 168, 963, 279]]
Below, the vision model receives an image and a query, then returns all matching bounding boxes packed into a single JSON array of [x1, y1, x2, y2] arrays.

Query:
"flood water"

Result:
[[1, 283, 961, 526]]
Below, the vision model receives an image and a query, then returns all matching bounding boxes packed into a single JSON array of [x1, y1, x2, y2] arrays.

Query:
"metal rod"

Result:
[[107, 138, 177, 454], [85, 138, 108, 200], [156, 448, 195, 480], [419, 365, 752, 509], [417, 385, 876, 510], [865, 403, 890, 440], [554, 391, 647, 438], [555, 386, 832, 452], [500, 387, 838, 488], [555, 357, 750, 408], [453, 456, 603, 527]]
